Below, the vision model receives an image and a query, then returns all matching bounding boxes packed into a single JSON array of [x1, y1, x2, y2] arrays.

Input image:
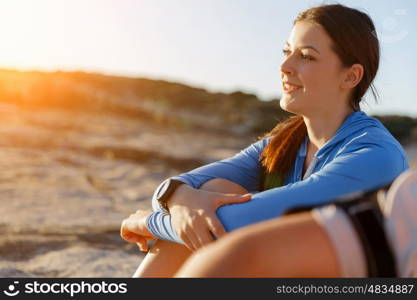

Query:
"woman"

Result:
[[121, 4, 410, 277]]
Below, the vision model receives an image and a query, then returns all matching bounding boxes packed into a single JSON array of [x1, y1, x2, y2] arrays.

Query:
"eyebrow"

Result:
[[285, 41, 320, 54]]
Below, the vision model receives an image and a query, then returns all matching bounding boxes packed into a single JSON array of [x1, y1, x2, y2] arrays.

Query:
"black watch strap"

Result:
[[155, 178, 184, 212]]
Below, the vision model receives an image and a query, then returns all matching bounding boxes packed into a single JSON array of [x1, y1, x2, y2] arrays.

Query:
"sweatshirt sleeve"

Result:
[[217, 140, 409, 231], [146, 138, 270, 243]]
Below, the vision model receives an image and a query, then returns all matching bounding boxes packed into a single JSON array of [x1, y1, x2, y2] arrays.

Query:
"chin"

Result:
[[280, 96, 302, 114]]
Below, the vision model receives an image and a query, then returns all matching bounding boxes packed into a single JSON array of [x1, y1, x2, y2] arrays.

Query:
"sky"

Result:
[[0, 0, 415, 116]]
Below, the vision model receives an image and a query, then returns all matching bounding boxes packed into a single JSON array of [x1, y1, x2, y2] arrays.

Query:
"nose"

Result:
[[280, 55, 295, 77]]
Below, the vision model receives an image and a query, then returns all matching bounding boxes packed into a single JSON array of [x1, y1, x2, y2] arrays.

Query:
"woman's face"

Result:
[[280, 21, 350, 117]]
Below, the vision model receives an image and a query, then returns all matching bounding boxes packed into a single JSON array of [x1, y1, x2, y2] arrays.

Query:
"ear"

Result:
[[341, 64, 364, 89]]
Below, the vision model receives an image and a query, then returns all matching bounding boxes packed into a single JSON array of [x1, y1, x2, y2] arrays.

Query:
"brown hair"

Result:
[[259, 4, 380, 190]]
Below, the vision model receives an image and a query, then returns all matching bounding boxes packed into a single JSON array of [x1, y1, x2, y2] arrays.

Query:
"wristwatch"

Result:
[[154, 178, 185, 212]]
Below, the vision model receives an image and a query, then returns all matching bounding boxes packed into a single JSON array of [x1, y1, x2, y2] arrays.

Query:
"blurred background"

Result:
[[0, 0, 416, 277]]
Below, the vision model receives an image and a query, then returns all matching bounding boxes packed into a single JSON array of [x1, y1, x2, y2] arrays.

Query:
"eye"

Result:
[[282, 48, 314, 61], [282, 48, 291, 56], [301, 53, 314, 61]]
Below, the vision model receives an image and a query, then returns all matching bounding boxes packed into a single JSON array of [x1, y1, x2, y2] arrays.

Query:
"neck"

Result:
[[302, 107, 354, 151]]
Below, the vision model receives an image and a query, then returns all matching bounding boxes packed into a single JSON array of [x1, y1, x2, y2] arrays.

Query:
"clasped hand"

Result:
[[120, 209, 155, 252]]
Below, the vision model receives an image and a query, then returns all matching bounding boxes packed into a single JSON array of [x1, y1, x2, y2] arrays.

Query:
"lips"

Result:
[[282, 81, 302, 93]]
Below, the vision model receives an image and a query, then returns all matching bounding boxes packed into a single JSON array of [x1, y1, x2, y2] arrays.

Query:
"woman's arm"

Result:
[[146, 178, 250, 247], [121, 178, 249, 251], [150, 141, 407, 244]]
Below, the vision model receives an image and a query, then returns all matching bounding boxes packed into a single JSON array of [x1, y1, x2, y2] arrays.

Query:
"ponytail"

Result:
[[259, 115, 306, 190]]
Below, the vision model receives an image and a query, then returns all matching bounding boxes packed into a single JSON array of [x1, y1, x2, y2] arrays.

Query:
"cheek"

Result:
[[300, 64, 326, 92], [299, 63, 337, 95]]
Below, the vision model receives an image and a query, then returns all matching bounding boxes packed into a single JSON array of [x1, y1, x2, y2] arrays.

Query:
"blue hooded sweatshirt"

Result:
[[146, 111, 410, 243]]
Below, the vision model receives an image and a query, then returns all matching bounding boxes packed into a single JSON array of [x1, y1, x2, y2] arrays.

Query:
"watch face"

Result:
[[156, 179, 171, 201]]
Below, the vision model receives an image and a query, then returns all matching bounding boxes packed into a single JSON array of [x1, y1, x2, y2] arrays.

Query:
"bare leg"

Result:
[[133, 240, 192, 277], [175, 211, 341, 277], [133, 178, 249, 277]]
